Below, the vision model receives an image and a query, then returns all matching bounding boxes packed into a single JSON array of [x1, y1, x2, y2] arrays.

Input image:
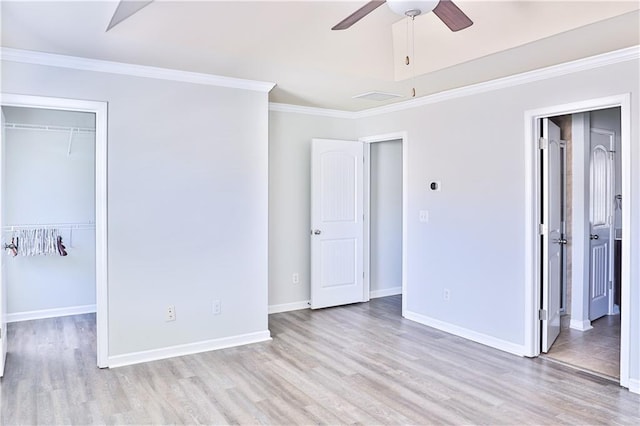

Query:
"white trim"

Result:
[[523, 94, 632, 391], [569, 319, 593, 332], [268, 300, 310, 314], [619, 93, 631, 390], [269, 103, 354, 119], [267, 46, 639, 119], [108, 330, 272, 368], [355, 46, 639, 118], [0, 48, 275, 93], [404, 310, 526, 357], [370, 286, 402, 299], [1, 93, 109, 368], [360, 132, 408, 316], [629, 379, 640, 395], [7, 304, 96, 323]]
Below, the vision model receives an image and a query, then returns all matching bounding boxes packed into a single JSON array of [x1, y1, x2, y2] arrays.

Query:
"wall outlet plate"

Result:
[[166, 305, 176, 321]]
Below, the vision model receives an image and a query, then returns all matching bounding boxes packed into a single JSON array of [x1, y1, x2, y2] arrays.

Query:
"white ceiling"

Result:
[[1, 1, 639, 111]]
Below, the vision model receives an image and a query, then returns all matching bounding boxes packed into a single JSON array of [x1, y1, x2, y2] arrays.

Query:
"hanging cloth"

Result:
[[17, 228, 60, 256]]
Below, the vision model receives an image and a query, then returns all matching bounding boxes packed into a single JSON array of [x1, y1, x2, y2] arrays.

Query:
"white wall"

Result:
[[268, 110, 356, 309], [355, 59, 639, 382], [370, 140, 402, 296], [1, 60, 271, 358], [3, 107, 96, 315]]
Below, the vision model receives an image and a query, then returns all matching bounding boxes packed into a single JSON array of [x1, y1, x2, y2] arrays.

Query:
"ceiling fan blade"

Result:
[[106, 0, 154, 31], [433, 0, 473, 32], [332, 1, 387, 31]]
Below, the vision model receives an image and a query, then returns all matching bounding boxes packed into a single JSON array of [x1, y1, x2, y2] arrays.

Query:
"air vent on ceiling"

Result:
[[352, 91, 403, 101]]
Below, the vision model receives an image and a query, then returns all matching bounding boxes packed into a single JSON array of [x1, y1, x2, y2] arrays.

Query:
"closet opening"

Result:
[[0, 94, 108, 376]]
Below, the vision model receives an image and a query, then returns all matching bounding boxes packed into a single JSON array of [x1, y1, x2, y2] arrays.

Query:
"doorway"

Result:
[[540, 109, 622, 379], [0, 94, 108, 372], [362, 132, 407, 315], [524, 94, 631, 390], [367, 138, 403, 300], [309, 132, 407, 315]]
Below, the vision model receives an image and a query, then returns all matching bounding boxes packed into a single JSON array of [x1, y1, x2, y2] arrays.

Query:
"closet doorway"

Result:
[[0, 94, 108, 374]]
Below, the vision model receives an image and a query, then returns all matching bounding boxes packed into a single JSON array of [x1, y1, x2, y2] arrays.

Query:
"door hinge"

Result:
[[609, 280, 613, 290], [538, 309, 548, 321], [559, 139, 567, 148], [539, 224, 547, 235], [538, 137, 548, 150]]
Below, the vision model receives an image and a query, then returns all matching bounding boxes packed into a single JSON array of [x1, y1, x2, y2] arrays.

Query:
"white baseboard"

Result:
[[108, 330, 272, 368], [569, 318, 593, 331], [370, 286, 402, 299], [7, 304, 96, 323], [627, 378, 640, 394], [268, 300, 310, 314], [404, 310, 526, 357]]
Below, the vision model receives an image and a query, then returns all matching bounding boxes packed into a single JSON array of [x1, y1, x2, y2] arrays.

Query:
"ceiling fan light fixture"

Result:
[[387, 0, 440, 17]]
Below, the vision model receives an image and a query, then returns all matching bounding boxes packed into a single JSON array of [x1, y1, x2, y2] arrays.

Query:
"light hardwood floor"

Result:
[[1, 296, 639, 425]]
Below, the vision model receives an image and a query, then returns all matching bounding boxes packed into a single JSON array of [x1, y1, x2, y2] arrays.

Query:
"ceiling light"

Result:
[[387, 0, 440, 17]]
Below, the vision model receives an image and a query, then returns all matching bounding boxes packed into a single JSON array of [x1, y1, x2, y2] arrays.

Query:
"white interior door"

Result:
[[0, 108, 7, 377], [310, 139, 364, 309], [588, 129, 614, 321], [541, 118, 563, 352]]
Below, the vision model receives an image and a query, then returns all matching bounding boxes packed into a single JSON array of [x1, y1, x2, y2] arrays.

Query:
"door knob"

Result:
[[313, 229, 322, 235], [590, 234, 599, 240], [555, 238, 567, 245]]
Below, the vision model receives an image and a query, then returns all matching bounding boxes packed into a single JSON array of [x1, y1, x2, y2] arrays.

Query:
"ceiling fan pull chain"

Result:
[[411, 15, 416, 98], [405, 16, 410, 66]]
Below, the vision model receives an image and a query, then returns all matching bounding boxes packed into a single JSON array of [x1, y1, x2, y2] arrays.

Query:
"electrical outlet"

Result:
[[166, 305, 176, 321], [443, 289, 450, 301], [419, 210, 429, 223], [292, 273, 300, 284], [213, 300, 221, 315]]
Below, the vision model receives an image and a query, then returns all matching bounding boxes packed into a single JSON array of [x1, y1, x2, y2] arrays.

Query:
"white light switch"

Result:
[[419, 210, 429, 223]]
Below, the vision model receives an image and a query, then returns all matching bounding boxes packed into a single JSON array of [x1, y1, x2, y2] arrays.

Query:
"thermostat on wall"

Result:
[[429, 181, 441, 191]]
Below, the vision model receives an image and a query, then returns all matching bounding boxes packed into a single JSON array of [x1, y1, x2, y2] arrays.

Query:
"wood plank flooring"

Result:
[[1, 296, 639, 425]]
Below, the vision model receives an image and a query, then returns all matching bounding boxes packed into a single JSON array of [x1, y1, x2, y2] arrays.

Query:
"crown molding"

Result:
[[354, 45, 639, 119], [0, 47, 276, 93], [269, 102, 355, 119], [268, 45, 639, 119]]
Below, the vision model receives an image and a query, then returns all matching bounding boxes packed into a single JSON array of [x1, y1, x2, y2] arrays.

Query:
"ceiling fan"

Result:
[[332, 0, 473, 31], [106, 0, 153, 31]]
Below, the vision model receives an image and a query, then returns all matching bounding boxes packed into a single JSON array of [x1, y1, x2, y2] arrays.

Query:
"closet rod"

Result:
[[2, 222, 95, 231], [3, 122, 95, 134]]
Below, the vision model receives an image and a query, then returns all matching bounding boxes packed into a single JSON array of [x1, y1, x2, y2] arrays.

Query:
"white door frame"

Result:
[[360, 132, 408, 316], [523, 94, 631, 389], [1, 93, 109, 368]]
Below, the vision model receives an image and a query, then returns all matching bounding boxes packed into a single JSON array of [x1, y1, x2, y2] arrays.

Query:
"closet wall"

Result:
[[2, 107, 96, 317]]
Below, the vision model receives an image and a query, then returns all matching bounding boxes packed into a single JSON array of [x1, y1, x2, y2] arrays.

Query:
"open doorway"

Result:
[[524, 94, 631, 390], [309, 133, 406, 314], [367, 138, 403, 300], [541, 108, 622, 379], [362, 132, 407, 316], [0, 94, 108, 374]]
